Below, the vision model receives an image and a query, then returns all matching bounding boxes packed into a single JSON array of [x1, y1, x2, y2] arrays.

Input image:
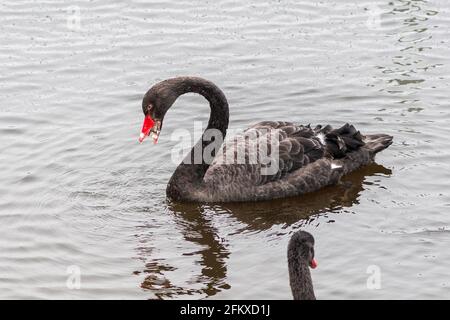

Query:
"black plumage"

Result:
[[141, 77, 393, 202]]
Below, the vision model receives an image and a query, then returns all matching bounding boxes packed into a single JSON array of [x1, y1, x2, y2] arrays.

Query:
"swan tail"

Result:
[[318, 123, 365, 158], [364, 134, 393, 155]]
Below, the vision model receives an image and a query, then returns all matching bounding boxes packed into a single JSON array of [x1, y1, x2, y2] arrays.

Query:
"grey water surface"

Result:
[[1, 0, 450, 299]]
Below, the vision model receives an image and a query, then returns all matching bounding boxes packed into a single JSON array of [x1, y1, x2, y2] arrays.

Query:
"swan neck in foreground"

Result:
[[288, 247, 316, 300], [165, 77, 229, 200]]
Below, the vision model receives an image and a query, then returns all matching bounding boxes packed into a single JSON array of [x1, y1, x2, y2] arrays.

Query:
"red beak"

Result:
[[310, 258, 318, 269], [139, 114, 155, 143]]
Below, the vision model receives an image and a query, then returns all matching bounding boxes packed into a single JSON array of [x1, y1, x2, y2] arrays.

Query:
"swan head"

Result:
[[139, 81, 178, 143], [288, 231, 318, 269]]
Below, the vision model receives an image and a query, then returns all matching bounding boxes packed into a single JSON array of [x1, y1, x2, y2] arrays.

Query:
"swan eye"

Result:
[[146, 104, 154, 114]]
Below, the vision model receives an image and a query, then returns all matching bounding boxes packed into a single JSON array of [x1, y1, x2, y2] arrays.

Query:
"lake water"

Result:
[[1, 0, 449, 299]]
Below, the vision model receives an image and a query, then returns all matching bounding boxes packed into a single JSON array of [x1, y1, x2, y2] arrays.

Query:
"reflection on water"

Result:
[[211, 163, 392, 231], [138, 203, 230, 299], [135, 163, 391, 298]]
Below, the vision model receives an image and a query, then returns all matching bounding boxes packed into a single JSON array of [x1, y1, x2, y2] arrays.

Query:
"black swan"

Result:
[[138, 76, 392, 202], [288, 230, 317, 300]]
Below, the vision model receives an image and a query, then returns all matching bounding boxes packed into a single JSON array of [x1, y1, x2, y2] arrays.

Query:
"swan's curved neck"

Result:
[[171, 77, 229, 134], [288, 249, 316, 300], [166, 77, 229, 201]]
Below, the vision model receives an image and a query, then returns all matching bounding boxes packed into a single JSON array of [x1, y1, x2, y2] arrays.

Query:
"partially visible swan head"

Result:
[[138, 79, 179, 143], [288, 231, 317, 269], [288, 230, 318, 300]]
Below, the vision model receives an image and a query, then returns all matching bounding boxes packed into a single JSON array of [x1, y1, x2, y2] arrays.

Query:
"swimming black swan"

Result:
[[138, 76, 392, 202], [288, 230, 317, 300]]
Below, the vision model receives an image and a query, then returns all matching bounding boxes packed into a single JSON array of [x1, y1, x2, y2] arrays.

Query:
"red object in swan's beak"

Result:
[[139, 114, 155, 143], [310, 258, 318, 269]]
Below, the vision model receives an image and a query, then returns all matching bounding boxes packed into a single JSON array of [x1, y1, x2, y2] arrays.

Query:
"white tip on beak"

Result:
[[150, 131, 159, 144], [139, 132, 146, 143]]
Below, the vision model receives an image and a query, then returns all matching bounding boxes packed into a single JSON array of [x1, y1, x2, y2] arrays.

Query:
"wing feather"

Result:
[[204, 122, 367, 187]]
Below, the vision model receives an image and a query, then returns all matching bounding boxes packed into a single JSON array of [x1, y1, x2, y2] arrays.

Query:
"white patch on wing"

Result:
[[331, 162, 342, 169], [316, 132, 326, 145]]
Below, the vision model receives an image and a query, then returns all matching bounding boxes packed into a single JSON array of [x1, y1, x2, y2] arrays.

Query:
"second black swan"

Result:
[[138, 76, 393, 202], [288, 230, 317, 300]]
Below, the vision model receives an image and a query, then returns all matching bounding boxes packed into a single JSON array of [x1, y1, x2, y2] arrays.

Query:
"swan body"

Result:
[[139, 77, 393, 203]]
